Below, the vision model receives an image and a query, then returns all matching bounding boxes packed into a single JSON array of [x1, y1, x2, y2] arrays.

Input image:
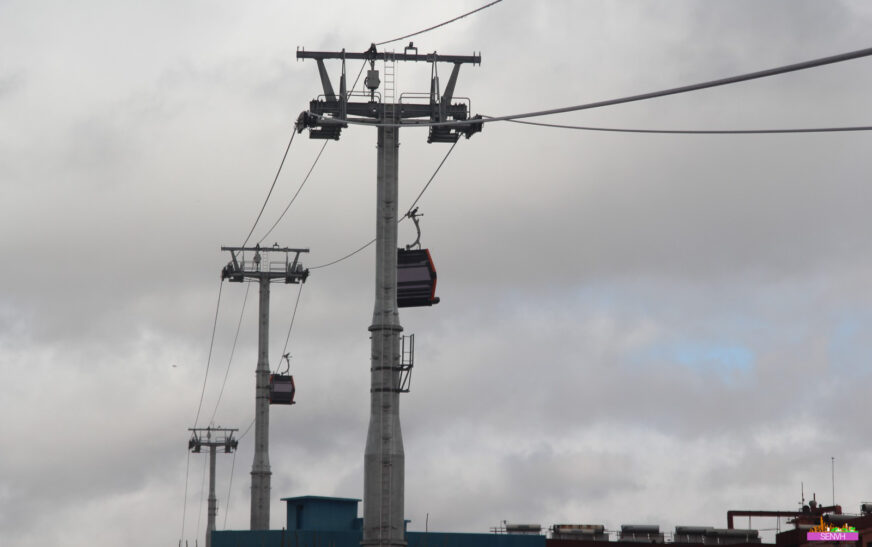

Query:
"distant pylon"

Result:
[[188, 427, 239, 547], [220, 244, 309, 530]]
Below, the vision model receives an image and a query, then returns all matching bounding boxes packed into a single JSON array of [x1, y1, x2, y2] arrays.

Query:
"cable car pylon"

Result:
[[188, 427, 239, 547], [296, 43, 482, 547], [219, 244, 309, 530]]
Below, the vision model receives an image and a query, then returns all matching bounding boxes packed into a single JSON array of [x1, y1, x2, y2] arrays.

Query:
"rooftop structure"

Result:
[[212, 496, 872, 547]]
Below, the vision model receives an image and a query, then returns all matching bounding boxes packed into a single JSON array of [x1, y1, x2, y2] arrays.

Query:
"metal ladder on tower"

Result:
[[378, 50, 398, 545], [383, 53, 396, 122]]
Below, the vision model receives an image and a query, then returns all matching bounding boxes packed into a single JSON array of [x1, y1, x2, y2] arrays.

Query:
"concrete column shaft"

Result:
[[363, 125, 405, 547], [207, 445, 217, 547], [251, 275, 272, 530]]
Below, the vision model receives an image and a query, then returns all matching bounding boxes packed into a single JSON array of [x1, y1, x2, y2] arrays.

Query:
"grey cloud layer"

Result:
[[2, 1, 871, 546]]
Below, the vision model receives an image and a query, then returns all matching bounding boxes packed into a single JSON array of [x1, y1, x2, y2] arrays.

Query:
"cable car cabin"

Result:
[[269, 374, 296, 405], [397, 249, 440, 308]]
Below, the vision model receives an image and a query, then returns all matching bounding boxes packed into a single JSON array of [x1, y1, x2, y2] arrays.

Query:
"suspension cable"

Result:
[[375, 0, 504, 46], [310, 142, 459, 269], [281, 283, 305, 360], [405, 140, 457, 216], [208, 281, 251, 425], [350, 61, 367, 97], [310, 238, 376, 270], [498, 117, 872, 134], [193, 280, 224, 428], [312, 45, 872, 129], [223, 450, 237, 529], [240, 416, 256, 441], [241, 128, 297, 246], [180, 449, 192, 544], [194, 454, 208, 545], [224, 416, 255, 531], [258, 140, 329, 245]]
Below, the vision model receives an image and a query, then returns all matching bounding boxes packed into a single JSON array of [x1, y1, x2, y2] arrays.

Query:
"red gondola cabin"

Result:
[[397, 248, 440, 308], [269, 374, 296, 405]]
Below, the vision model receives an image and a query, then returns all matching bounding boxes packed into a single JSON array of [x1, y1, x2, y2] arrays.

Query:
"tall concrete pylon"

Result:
[[296, 44, 483, 547]]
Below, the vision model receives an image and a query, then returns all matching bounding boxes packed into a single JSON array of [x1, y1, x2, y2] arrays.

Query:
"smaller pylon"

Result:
[[188, 427, 239, 547], [220, 244, 309, 530]]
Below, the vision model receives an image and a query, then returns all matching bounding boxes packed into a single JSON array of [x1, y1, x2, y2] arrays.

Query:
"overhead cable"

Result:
[[223, 450, 237, 529], [350, 61, 367, 96], [405, 140, 457, 216], [184, 279, 224, 543], [499, 117, 872, 134], [252, 72, 362, 245], [195, 456, 208, 545], [375, 0, 504, 46], [310, 142, 459, 270], [310, 238, 376, 270], [241, 128, 297, 246], [258, 141, 329, 244], [280, 283, 305, 363], [240, 416, 256, 441], [193, 279, 224, 428], [314, 45, 872, 129], [225, 416, 255, 529], [180, 450, 192, 544], [209, 282, 251, 425]]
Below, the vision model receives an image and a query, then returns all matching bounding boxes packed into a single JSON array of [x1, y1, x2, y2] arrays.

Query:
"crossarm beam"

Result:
[[309, 99, 468, 121], [297, 49, 480, 65]]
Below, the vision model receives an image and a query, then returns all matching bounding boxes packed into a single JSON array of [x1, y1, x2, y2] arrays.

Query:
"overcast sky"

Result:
[[3, 1, 872, 546]]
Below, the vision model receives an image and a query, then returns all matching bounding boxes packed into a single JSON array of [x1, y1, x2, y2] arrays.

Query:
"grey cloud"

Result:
[[0, 69, 25, 99], [4, 2, 872, 546]]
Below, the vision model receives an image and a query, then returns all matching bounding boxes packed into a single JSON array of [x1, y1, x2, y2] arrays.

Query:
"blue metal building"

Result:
[[212, 496, 545, 547]]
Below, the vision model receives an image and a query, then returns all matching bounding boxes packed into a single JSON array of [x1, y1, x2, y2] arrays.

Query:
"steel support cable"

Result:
[[350, 61, 367, 97], [281, 283, 305, 361], [183, 280, 225, 543], [208, 281, 251, 426], [240, 416, 256, 440], [253, 67, 362, 246], [257, 141, 329, 245], [312, 45, 872, 129], [210, 283, 257, 532], [193, 279, 224, 428], [309, 142, 458, 270], [309, 238, 376, 270], [180, 449, 192, 544], [223, 415, 255, 532], [404, 140, 457, 216], [195, 454, 208, 544], [497, 117, 872, 134], [375, 0, 504, 46], [223, 450, 237, 529], [241, 128, 297, 246]]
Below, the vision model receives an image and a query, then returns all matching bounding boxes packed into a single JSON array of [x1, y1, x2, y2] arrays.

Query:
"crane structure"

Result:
[[296, 43, 482, 547], [188, 427, 239, 547], [220, 244, 309, 530]]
